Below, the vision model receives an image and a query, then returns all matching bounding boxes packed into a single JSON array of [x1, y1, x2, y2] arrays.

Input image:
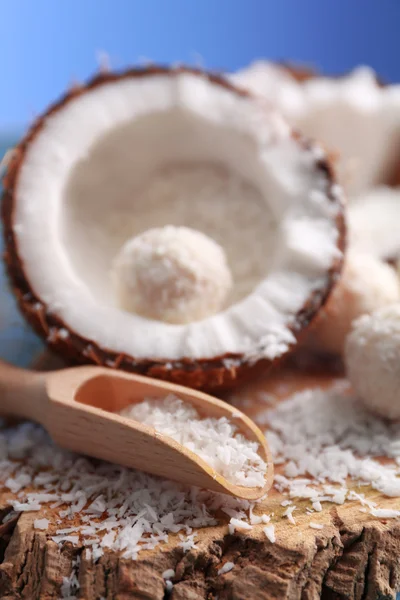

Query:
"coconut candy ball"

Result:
[[112, 226, 233, 324], [310, 251, 400, 355], [345, 304, 400, 420]]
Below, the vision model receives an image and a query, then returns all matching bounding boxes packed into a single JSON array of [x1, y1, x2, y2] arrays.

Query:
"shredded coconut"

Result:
[[258, 381, 400, 502], [370, 508, 400, 519], [263, 524, 276, 543], [34, 518, 49, 530], [120, 395, 267, 487], [218, 561, 235, 575], [261, 514, 271, 523], [2, 368, 399, 569], [309, 522, 324, 530], [0, 422, 260, 562], [229, 518, 253, 533], [283, 505, 296, 525], [178, 532, 198, 552]]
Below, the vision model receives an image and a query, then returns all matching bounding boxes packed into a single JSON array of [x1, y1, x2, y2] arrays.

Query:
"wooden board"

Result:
[[0, 353, 399, 599]]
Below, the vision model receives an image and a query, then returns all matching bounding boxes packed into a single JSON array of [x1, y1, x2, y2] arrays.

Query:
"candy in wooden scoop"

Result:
[[0, 361, 273, 500]]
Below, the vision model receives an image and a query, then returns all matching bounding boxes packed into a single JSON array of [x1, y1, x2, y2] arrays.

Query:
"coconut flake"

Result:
[[263, 524, 276, 543], [120, 395, 267, 487], [370, 508, 400, 519], [34, 518, 50, 530], [11, 501, 41, 512], [309, 522, 324, 530], [283, 505, 296, 525], [178, 532, 198, 552], [229, 518, 253, 533], [218, 561, 235, 575]]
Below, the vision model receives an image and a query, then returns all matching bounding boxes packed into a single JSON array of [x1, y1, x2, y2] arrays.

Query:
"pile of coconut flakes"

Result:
[[1, 377, 400, 594]]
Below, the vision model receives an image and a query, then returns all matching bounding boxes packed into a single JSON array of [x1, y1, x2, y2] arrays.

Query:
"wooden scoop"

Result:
[[0, 361, 273, 500]]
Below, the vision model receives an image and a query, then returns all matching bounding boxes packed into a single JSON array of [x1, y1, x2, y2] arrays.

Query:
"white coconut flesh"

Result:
[[12, 72, 342, 361], [233, 64, 400, 197], [348, 186, 400, 260]]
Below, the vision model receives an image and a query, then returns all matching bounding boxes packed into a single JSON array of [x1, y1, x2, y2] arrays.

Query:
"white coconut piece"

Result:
[[310, 251, 400, 355], [233, 63, 400, 197], [345, 304, 400, 420], [231, 61, 305, 116], [10, 69, 342, 364], [112, 226, 232, 323], [349, 186, 400, 260]]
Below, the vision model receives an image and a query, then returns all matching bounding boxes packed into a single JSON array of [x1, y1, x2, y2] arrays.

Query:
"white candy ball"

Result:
[[311, 251, 400, 355], [345, 304, 400, 420], [112, 226, 233, 324]]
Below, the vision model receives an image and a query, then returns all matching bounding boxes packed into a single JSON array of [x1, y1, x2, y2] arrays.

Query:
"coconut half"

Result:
[[2, 66, 345, 390], [232, 63, 400, 197]]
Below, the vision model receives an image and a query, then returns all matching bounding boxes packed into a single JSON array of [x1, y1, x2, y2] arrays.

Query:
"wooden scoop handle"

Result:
[[0, 360, 48, 422]]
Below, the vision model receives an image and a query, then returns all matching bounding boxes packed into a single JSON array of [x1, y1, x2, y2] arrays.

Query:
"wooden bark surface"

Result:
[[0, 355, 399, 600]]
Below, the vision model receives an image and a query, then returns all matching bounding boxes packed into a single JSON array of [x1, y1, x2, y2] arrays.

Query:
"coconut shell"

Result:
[[1, 66, 346, 391]]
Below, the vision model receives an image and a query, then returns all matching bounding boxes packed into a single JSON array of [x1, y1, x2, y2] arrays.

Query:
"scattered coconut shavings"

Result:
[[249, 505, 264, 525], [218, 561, 235, 575], [178, 532, 198, 552], [3, 375, 400, 566], [11, 501, 41, 511], [0, 422, 261, 561], [257, 382, 400, 505], [34, 518, 49, 530], [263, 524, 276, 543], [229, 518, 253, 534], [120, 395, 267, 487], [261, 514, 271, 523], [312, 501, 322, 512], [370, 508, 400, 519], [283, 505, 297, 525], [309, 522, 324, 530]]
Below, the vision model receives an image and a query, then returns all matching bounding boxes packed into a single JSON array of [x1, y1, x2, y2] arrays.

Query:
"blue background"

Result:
[[1, 0, 400, 129]]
